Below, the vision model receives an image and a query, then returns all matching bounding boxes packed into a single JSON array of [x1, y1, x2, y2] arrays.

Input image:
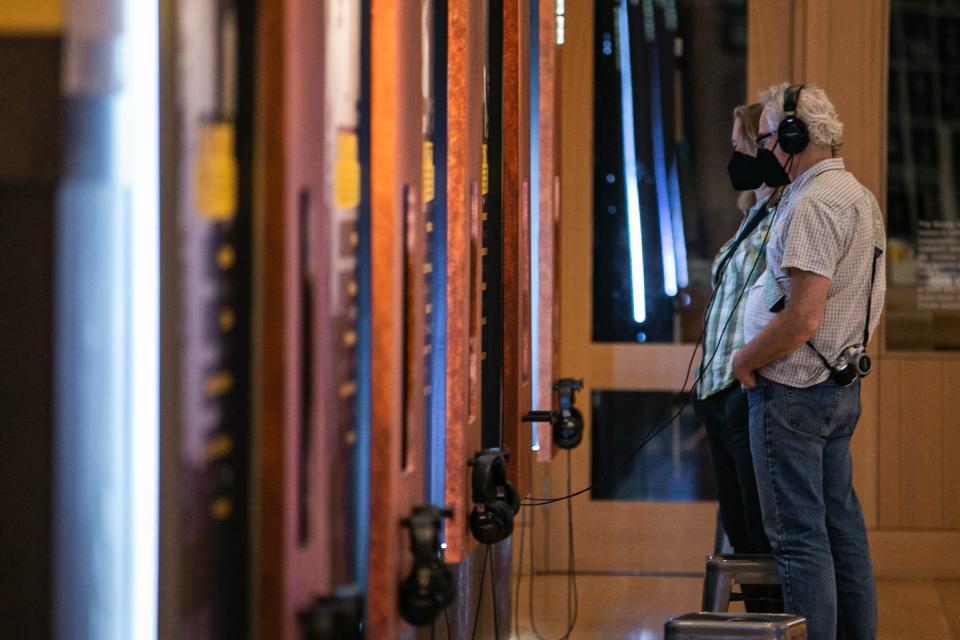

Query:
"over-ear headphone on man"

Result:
[[777, 84, 809, 155], [399, 506, 455, 626], [468, 449, 519, 545]]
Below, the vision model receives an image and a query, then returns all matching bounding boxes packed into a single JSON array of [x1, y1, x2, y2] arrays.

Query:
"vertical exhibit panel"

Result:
[[501, 0, 534, 493], [531, 0, 561, 458], [367, 0, 428, 636], [444, 0, 486, 565], [320, 0, 371, 601], [55, 0, 159, 638], [284, 0, 329, 614], [256, 1, 371, 637], [173, 0, 254, 637]]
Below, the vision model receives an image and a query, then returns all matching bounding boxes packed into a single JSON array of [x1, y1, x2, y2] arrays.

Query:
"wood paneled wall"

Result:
[[879, 358, 960, 530]]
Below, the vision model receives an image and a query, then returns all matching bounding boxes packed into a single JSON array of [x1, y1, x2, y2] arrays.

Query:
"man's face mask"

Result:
[[727, 150, 763, 190], [756, 145, 792, 187]]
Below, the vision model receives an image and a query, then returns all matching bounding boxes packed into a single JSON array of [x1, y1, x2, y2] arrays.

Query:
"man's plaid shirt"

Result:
[[697, 195, 775, 400]]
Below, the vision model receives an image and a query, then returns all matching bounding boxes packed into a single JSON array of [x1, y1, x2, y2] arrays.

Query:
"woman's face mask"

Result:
[[727, 150, 763, 190]]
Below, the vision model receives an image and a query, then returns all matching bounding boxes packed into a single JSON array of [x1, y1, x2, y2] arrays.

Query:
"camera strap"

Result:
[[805, 245, 882, 369]]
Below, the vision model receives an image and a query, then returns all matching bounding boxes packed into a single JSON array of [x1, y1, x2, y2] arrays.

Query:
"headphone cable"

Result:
[[524, 449, 579, 639], [470, 544, 489, 640], [521, 190, 782, 507], [489, 545, 502, 639]]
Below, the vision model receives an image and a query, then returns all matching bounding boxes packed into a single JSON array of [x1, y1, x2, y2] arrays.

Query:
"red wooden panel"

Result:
[[282, 0, 331, 625], [255, 0, 288, 635], [535, 0, 560, 461], [256, 0, 336, 637], [367, 1, 427, 637], [501, 0, 534, 494], [443, 0, 486, 565]]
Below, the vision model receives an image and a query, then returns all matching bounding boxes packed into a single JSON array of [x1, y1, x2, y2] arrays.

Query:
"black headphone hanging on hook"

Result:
[[777, 84, 809, 155], [399, 505, 455, 627], [468, 449, 519, 545], [552, 378, 584, 450]]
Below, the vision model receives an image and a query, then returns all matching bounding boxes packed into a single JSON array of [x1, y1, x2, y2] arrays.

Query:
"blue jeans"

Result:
[[747, 376, 877, 640]]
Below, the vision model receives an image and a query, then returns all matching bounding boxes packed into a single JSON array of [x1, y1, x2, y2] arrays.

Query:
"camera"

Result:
[[830, 346, 872, 387]]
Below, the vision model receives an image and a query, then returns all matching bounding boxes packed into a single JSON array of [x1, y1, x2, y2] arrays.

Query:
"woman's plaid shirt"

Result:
[[697, 195, 774, 400]]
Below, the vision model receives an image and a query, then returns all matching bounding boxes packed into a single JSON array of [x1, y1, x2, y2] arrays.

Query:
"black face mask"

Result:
[[727, 150, 763, 190], [756, 146, 792, 187]]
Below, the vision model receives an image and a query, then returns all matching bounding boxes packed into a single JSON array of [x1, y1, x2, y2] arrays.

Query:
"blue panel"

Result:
[[426, 0, 449, 509], [529, 0, 542, 448], [355, 0, 374, 587]]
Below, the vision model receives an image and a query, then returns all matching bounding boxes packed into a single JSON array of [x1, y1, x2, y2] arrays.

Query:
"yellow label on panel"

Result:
[[481, 144, 489, 195], [204, 371, 235, 397], [205, 434, 234, 461], [422, 141, 435, 203], [334, 132, 361, 209], [219, 307, 236, 332], [0, 1, 62, 34], [217, 244, 236, 269], [211, 497, 233, 520], [195, 122, 238, 222], [339, 380, 358, 398]]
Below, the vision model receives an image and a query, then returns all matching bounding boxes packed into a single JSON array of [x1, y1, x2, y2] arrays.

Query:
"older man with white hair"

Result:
[[732, 83, 885, 640]]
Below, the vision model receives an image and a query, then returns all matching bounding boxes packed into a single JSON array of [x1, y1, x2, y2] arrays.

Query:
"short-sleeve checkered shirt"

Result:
[[697, 196, 775, 400], [744, 158, 886, 388]]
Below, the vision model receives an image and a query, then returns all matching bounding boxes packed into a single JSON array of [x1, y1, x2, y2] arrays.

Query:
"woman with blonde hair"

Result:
[[692, 102, 780, 612]]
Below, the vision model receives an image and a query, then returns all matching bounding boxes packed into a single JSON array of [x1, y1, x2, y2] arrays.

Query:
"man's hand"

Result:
[[732, 349, 757, 389]]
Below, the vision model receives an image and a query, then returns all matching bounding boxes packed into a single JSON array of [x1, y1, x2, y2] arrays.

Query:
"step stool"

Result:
[[702, 554, 781, 612], [665, 612, 807, 640]]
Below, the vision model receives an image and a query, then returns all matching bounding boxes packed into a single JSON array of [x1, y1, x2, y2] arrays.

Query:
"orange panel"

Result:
[[443, 0, 485, 565], [501, 0, 534, 494], [367, 0, 427, 637]]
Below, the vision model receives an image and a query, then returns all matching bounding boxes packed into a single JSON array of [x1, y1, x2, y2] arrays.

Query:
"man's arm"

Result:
[[732, 268, 831, 388]]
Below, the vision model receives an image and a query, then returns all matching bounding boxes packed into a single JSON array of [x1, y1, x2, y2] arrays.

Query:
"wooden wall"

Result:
[[749, 0, 960, 578]]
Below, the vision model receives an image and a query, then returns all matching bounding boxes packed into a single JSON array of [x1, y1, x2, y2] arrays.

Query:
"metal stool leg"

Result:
[[701, 559, 733, 612]]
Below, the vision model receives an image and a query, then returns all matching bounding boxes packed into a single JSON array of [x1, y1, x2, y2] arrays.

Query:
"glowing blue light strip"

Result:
[[617, 0, 647, 323], [648, 43, 678, 297], [668, 155, 688, 288], [124, 0, 159, 635]]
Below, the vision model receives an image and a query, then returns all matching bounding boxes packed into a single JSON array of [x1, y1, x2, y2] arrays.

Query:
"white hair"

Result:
[[760, 82, 844, 152]]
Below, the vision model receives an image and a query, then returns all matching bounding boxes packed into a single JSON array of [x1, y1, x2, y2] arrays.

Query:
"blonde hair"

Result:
[[733, 102, 764, 213]]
